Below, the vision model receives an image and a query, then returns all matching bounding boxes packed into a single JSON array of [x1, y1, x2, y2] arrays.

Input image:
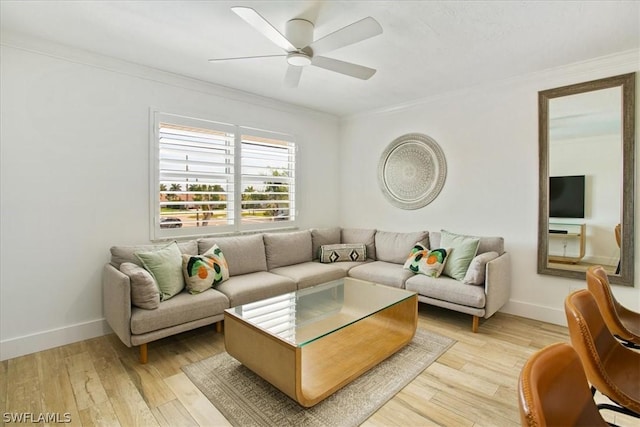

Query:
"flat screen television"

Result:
[[549, 175, 585, 218]]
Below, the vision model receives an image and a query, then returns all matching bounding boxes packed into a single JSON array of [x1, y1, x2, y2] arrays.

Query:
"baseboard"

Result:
[[500, 299, 567, 327], [0, 318, 112, 361]]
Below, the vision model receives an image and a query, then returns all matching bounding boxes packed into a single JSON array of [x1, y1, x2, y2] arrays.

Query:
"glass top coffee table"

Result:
[[224, 277, 418, 407]]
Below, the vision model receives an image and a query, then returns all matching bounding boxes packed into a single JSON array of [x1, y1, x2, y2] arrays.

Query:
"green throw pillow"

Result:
[[135, 241, 185, 301], [440, 230, 480, 281], [182, 244, 230, 294]]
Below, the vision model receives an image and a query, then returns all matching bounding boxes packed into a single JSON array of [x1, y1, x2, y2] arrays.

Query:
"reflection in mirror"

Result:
[[538, 73, 635, 286], [548, 89, 621, 269]]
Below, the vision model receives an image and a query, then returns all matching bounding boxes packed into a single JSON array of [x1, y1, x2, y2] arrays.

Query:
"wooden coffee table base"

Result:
[[224, 294, 418, 407]]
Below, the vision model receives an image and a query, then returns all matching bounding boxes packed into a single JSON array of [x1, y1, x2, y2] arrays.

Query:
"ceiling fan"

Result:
[[209, 7, 383, 87]]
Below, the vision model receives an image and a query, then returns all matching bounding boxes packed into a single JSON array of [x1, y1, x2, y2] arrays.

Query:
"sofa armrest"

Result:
[[103, 264, 133, 347], [483, 252, 511, 318]]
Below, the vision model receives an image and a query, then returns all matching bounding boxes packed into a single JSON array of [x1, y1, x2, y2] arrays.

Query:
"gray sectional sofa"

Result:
[[103, 227, 510, 363]]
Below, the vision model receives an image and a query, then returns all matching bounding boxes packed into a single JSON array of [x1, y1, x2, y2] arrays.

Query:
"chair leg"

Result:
[[216, 320, 223, 333], [472, 315, 479, 333], [139, 343, 148, 364]]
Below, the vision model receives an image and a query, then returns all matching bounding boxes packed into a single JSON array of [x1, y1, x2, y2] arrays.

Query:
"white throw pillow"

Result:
[[462, 251, 499, 285], [119, 262, 160, 309]]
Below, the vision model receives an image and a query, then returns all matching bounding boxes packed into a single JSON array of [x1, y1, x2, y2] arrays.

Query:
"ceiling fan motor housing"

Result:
[[286, 19, 314, 50]]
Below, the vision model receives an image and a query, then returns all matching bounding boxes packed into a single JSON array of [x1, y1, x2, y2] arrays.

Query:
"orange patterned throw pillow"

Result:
[[182, 244, 230, 294], [403, 243, 450, 278]]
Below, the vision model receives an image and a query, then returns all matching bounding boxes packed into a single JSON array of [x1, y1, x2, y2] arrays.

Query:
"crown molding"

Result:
[[3, 30, 636, 125], [1, 31, 339, 124], [341, 49, 640, 123]]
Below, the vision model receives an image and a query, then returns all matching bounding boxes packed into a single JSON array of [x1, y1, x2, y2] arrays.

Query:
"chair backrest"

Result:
[[564, 290, 640, 414], [518, 342, 607, 426], [586, 265, 629, 339]]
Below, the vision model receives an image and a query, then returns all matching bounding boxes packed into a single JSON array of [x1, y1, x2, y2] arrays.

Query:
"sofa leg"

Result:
[[139, 343, 148, 364], [472, 316, 479, 333], [216, 320, 223, 333]]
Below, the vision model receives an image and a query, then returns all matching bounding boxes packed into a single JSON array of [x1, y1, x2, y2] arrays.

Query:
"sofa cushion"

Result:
[[214, 271, 296, 307], [269, 262, 346, 290], [429, 232, 504, 256], [319, 243, 367, 263], [110, 240, 198, 269], [440, 230, 480, 281], [263, 230, 313, 269], [463, 251, 499, 285], [348, 261, 414, 289], [375, 230, 429, 264], [135, 242, 185, 301], [198, 234, 267, 276], [341, 228, 376, 260], [477, 236, 504, 255], [131, 288, 229, 335], [182, 244, 230, 294], [311, 227, 341, 259], [119, 262, 160, 310], [318, 259, 371, 274], [405, 274, 486, 309], [403, 244, 450, 278]]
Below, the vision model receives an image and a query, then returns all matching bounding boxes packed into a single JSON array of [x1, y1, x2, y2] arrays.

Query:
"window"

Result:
[[241, 134, 296, 224], [151, 112, 296, 239]]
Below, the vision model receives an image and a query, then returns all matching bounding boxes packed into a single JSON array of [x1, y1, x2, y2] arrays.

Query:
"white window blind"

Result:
[[240, 134, 296, 224], [156, 119, 235, 236], [152, 111, 296, 239]]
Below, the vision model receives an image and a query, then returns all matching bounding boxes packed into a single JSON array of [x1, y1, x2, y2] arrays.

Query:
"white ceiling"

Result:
[[2, 1, 639, 117]]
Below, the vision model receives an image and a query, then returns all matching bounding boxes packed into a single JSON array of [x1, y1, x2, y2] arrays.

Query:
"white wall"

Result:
[[0, 36, 340, 360], [339, 51, 640, 326]]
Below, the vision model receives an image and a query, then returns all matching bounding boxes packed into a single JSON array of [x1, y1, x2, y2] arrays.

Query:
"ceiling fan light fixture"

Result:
[[287, 52, 312, 67]]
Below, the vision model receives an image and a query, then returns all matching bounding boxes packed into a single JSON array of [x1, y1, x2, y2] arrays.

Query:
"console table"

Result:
[[548, 223, 586, 264]]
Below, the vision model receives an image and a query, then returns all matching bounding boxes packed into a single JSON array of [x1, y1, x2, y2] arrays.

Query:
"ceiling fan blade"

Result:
[[311, 56, 376, 80], [208, 54, 286, 62], [309, 17, 382, 56], [284, 65, 303, 88], [231, 7, 296, 52]]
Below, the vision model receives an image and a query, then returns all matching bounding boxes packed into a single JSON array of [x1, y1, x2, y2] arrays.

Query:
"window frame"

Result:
[[150, 110, 298, 240]]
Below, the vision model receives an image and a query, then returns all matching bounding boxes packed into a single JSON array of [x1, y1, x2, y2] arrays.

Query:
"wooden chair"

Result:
[[518, 342, 608, 426], [564, 290, 640, 419], [586, 265, 640, 348]]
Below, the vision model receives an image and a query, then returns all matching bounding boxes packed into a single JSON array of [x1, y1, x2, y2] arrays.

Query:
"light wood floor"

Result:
[[547, 261, 617, 274], [1, 306, 638, 427]]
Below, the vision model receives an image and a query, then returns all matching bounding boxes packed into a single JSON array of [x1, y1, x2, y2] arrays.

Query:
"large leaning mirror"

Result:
[[538, 73, 635, 286]]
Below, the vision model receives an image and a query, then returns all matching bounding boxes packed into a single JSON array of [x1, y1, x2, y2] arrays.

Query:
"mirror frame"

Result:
[[538, 73, 635, 286]]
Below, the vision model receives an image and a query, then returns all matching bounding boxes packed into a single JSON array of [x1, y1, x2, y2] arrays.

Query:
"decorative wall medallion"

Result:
[[378, 133, 447, 210]]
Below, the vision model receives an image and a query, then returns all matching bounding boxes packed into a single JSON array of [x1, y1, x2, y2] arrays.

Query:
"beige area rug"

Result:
[[182, 329, 455, 427]]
